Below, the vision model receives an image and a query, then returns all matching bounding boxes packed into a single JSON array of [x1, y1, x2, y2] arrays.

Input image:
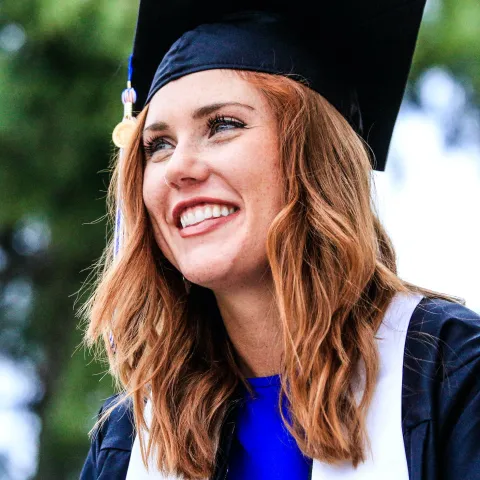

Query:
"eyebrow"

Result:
[[143, 102, 255, 134]]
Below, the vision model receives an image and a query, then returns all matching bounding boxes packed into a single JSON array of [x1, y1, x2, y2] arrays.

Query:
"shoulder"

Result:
[[80, 394, 135, 480], [403, 296, 480, 427], [406, 296, 480, 380], [402, 297, 480, 478], [95, 394, 135, 450]]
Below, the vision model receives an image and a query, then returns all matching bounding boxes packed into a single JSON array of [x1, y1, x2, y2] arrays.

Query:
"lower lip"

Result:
[[178, 210, 240, 238]]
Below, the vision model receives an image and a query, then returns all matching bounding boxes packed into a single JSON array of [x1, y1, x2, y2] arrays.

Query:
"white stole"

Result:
[[126, 399, 178, 480], [310, 292, 421, 480], [127, 292, 422, 479]]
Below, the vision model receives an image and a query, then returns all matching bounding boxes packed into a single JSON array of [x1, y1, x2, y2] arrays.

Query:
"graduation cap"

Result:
[[117, 0, 427, 171]]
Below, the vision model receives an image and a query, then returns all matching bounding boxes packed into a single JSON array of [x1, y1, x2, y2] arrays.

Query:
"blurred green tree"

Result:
[[1, 0, 136, 478], [0, 0, 478, 478]]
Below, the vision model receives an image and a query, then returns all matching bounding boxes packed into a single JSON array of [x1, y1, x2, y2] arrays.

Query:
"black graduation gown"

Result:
[[80, 297, 480, 479]]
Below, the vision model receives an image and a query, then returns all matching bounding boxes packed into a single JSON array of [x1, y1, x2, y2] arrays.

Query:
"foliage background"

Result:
[[0, 0, 478, 478]]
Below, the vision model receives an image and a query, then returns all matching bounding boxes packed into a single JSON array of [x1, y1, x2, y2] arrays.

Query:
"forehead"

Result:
[[145, 69, 267, 122]]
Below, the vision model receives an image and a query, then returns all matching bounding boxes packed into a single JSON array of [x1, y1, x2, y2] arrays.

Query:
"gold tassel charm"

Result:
[[112, 80, 138, 149]]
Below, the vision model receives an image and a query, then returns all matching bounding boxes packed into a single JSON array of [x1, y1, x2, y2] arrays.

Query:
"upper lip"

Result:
[[171, 196, 239, 227]]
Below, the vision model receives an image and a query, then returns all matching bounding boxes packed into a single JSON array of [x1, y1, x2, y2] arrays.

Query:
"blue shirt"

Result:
[[227, 374, 312, 479]]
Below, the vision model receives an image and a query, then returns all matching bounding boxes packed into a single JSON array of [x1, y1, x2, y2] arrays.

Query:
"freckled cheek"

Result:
[[235, 138, 282, 206], [142, 169, 168, 225], [232, 135, 278, 177], [142, 181, 177, 266]]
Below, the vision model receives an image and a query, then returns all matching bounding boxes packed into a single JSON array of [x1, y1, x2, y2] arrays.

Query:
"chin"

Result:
[[180, 260, 235, 290], [179, 253, 270, 293], [173, 239, 245, 290]]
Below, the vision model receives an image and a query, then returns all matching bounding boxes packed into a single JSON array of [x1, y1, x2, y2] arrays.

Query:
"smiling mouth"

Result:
[[178, 203, 239, 229]]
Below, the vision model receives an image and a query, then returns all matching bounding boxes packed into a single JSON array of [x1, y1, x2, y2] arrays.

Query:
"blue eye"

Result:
[[143, 137, 173, 158], [207, 115, 246, 138], [143, 115, 246, 158]]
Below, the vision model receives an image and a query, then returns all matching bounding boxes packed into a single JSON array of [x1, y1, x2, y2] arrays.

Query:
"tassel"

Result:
[[110, 55, 138, 354]]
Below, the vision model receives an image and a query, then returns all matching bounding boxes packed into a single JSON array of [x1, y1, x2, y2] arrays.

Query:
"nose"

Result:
[[163, 141, 210, 189]]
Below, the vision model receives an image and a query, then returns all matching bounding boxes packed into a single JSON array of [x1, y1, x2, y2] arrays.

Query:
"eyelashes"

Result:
[[143, 114, 246, 159], [143, 136, 168, 158], [206, 114, 246, 137]]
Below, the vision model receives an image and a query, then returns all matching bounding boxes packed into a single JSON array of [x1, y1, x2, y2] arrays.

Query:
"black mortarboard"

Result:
[[128, 0, 427, 171]]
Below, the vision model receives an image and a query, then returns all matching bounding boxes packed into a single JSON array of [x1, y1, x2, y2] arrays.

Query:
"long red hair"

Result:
[[83, 70, 454, 478]]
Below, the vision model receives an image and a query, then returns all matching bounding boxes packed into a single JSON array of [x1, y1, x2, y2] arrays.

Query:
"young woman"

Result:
[[81, 2, 480, 479]]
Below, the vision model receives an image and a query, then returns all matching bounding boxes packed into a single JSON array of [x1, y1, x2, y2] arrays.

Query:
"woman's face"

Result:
[[142, 70, 283, 291]]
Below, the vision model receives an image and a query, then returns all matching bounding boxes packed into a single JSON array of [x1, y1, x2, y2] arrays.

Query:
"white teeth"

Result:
[[194, 209, 205, 223], [212, 205, 221, 218], [179, 204, 237, 228]]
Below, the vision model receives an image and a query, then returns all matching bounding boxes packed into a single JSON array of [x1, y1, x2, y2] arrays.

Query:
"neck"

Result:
[[214, 274, 282, 378]]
